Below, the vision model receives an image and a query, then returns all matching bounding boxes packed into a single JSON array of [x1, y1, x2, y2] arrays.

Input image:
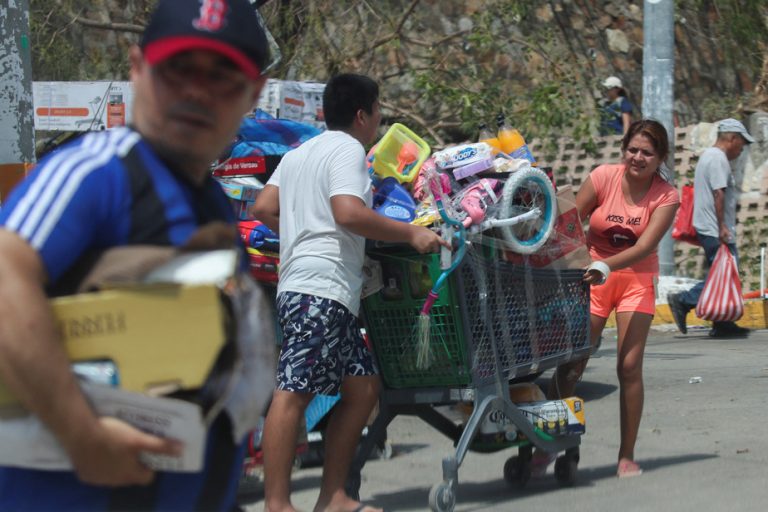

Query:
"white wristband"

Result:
[[587, 261, 611, 285]]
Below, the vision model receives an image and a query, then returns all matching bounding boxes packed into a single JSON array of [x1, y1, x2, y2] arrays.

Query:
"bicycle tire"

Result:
[[497, 167, 557, 254]]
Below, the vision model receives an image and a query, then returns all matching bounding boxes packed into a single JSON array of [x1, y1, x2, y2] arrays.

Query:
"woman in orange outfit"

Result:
[[534, 119, 679, 478]]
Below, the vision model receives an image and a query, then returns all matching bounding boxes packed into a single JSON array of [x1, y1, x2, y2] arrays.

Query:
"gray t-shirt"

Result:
[[692, 146, 736, 238]]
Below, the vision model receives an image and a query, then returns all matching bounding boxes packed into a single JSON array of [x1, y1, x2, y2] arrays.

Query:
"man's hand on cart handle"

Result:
[[409, 225, 451, 254]]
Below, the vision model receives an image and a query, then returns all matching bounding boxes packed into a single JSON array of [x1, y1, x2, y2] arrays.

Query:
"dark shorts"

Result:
[[276, 292, 378, 395]]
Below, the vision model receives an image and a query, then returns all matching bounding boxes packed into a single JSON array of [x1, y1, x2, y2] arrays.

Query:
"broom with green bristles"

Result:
[[415, 170, 467, 369]]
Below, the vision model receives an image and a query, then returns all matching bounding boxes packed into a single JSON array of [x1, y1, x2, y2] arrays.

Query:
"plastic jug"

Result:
[[496, 113, 536, 164]]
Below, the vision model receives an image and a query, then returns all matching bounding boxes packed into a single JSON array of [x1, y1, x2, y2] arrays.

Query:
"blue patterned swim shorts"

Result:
[[275, 292, 378, 395]]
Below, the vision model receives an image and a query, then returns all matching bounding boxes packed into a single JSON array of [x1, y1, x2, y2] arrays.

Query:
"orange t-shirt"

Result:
[[586, 164, 679, 274]]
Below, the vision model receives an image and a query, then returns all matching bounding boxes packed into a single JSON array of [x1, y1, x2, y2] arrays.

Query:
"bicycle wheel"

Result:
[[497, 167, 556, 254]]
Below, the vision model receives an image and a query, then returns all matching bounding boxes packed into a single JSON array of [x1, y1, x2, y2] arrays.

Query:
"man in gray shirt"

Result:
[[668, 118, 754, 337]]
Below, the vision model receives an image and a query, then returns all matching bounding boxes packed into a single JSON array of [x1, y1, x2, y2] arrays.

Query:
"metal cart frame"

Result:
[[348, 242, 592, 511]]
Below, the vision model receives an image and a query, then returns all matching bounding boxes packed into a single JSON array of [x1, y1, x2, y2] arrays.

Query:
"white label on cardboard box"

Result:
[[0, 383, 205, 472]]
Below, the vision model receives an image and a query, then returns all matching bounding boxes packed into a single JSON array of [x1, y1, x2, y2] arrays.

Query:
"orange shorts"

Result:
[[590, 270, 656, 317]]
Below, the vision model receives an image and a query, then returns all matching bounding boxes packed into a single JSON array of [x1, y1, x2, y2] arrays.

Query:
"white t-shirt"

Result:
[[692, 147, 736, 238], [267, 130, 371, 316]]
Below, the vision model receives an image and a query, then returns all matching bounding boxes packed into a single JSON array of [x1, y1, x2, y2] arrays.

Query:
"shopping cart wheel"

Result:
[[498, 166, 557, 255], [503, 455, 531, 489], [554, 447, 579, 486], [428, 481, 456, 512]]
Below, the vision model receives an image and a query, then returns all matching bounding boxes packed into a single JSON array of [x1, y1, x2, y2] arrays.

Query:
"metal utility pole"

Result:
[[0, 0, 35, 164], [642, 0, 675, 276]]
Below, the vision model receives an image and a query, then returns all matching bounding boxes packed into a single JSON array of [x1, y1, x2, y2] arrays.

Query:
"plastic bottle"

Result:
[[477, 123, 501, 153], [496, 113, 536, 164]]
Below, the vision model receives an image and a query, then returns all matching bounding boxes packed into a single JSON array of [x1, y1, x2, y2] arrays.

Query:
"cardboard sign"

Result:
[[33, 81, 133, 132]]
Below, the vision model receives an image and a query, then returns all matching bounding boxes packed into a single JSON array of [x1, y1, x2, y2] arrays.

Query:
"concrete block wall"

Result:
[[529, 119, 768, 291]]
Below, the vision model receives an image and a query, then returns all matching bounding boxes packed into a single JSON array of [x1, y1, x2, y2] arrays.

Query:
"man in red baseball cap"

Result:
[[0, 0, 274, 510], [131, 0, 271, 186]]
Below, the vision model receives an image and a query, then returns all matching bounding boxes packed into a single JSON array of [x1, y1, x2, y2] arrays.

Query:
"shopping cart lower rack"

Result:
[[348, 245, 591, 512]]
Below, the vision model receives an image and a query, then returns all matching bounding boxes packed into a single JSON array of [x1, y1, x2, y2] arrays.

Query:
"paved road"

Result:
[[242, 325, 768, 511]]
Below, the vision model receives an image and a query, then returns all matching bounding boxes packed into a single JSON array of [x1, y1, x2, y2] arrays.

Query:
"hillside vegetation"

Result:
[[31, 0, 768, 145]]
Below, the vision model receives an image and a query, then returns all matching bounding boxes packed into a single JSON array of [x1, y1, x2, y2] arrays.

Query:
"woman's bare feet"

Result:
[[617, 458, 642, 478]]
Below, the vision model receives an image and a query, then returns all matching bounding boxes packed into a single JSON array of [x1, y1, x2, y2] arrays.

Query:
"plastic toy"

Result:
[[396, 141, 421, 176], [451, 179, 501, 228], [372, 123, 431, 184], [238, 220, 279, 253], [373, 177, 417, 222]]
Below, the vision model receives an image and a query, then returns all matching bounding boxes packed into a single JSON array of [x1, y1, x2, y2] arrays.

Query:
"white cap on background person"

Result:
[[602, 76, 623, 89]]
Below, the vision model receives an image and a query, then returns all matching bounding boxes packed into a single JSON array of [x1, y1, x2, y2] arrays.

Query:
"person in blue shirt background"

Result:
[[0, 0, 272, 510], [599, 76, 634, 136]]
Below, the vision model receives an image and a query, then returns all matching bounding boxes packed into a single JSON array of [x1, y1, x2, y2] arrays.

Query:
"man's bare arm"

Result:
[[330, 195, 449, 253]]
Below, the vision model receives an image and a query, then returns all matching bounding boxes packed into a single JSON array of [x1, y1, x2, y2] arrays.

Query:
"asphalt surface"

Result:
[[242, 325, 768, 511]]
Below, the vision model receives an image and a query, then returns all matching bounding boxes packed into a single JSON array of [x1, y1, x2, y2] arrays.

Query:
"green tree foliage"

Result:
[[30, 0, 82, 80], [30, 0, 151, 81], [259, 0, 600, 147], [29, 0, 768, 146]]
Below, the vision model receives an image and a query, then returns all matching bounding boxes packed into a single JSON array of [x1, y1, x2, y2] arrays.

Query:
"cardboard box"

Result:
[[517, 397, 586, 436], [231, 198, 256, 221], [0, 250, 278, 472], [216, 178, 262, 203], [279, 81, 326, 129], [0, 163, 33, 204], [503, 185, 591, 269], [0, 384, 206, 472], [0, 283, 227, 409], [213, 177, 263, 221]]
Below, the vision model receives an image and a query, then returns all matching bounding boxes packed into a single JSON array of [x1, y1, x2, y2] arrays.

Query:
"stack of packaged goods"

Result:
[[213, 110, 322, 284], [367, 119, 558, 255]]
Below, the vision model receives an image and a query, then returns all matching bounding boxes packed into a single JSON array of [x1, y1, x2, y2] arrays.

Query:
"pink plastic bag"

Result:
[[695, 244, 744, 322]]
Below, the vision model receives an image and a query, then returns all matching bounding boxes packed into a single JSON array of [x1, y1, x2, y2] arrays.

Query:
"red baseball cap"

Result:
[[140, 0, 270, 80]]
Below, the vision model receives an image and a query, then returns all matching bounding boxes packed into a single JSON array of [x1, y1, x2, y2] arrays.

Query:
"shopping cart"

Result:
[[347, 240, 591, 512]]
